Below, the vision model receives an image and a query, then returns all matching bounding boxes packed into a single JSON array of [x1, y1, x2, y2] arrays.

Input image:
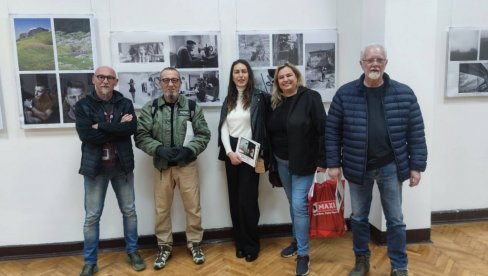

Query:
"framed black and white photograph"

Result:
[[179, 70, 220, 104], [272, 33, 303, 66], [237, 29, 337, 102], [117, 71, 162, 109], [238, 34, 271, 67], [305, 43, 335, 92], [113, 31, 222, 107], [446, 27, 488, 97], [169, 34, 219, 69], [253, 68, 275, 94], [11, 14, 97, 128], [111, 32, 169, 72], [118, 43, 164, 63]]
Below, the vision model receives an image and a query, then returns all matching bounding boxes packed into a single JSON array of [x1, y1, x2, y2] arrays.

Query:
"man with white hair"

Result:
[[326, 44, 427, 276]]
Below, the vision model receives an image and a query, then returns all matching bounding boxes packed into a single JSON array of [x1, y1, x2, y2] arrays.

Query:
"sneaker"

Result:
[[80, 264, 98, 276], [128, 251, 146, 271], [189, 242, 205, 265], [349, 255, 370, 276], [296, 255, 310, 276], [281, 240, 298, 258], [153, 245, 172, 270], [391, 269, 408, 276]]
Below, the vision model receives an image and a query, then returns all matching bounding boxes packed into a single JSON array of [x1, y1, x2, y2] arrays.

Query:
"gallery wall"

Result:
[[0, 0, 487, 248], [0, 0, 337, 246], [431, 0, 488, 211]]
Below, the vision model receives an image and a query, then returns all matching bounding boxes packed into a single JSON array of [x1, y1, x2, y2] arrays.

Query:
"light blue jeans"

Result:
[[348, 161, 407, 270], [83, 171, 139, 264], [275, 155, 314, 257]]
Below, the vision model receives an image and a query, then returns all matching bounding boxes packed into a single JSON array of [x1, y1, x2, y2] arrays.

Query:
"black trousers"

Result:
[[224, 137, 260, 256]]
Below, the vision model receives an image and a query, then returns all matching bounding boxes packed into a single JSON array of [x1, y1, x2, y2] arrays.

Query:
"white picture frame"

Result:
[[237, 29, 337, 102], [111, 31, 223, 107], [446, 27, 488, 97], [11, 14, 98, 129]]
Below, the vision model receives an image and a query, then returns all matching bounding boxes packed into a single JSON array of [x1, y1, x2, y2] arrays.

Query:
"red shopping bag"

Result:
[[308, 171, 346, 238]]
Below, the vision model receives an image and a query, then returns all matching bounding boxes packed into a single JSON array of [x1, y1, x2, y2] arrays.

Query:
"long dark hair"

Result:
[[227, 59, 255, 111]]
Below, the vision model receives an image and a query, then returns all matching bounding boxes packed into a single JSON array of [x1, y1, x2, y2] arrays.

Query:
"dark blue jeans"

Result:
[[348, 162, 407, 270], [83, 171, 138, 264]]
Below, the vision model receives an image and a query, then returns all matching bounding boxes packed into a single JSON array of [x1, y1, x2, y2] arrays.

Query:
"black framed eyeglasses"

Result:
[[160, 78, 180, 84], [96, 75, 117, 81]]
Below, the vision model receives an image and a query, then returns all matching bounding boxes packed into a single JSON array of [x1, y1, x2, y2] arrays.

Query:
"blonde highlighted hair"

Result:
[[271, 63, 304, 110]]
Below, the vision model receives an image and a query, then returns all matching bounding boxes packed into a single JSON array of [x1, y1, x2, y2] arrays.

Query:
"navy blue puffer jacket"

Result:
[[326, 73, 427, 184]]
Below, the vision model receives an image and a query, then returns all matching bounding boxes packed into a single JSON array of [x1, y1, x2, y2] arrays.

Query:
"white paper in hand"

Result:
[[183, 121, 194, 146]]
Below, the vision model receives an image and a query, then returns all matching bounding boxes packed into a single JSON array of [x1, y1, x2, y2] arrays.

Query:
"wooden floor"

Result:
[[1, 222, 488, 276]]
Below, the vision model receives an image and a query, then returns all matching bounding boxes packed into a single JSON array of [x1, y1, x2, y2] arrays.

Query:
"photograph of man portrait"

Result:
[[170, 35, 219, 69], [20, 73, 60, 125], [60, 73, 92, 123]]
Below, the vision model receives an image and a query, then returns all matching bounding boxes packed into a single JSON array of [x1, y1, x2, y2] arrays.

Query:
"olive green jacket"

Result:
[[135, 95, 210, 170]]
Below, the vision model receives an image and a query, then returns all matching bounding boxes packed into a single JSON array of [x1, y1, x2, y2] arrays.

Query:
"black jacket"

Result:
[[217, 89, 269, 163], [269, 86, 327, 175], [75, 90, 137, 178]]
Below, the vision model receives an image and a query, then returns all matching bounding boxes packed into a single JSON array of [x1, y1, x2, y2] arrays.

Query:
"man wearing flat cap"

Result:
[[177, 40, 202, 68]]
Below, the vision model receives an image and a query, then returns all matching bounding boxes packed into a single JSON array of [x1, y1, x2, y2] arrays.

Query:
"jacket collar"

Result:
[[356, 73, 391, 92], [88, 89, 124, 103], [159, 94, 187, 108]]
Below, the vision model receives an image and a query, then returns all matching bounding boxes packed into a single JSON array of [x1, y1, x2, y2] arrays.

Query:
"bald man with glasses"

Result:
[[75, 66, 146, 276]]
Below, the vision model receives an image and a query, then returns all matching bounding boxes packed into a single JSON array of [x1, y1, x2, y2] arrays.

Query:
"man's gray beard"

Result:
[[368, 71, 381, 80], [101, 87, 111, 95]]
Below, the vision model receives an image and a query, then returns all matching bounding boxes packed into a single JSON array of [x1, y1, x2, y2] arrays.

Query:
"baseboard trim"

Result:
[[370, 225, 431, 245], [5, 208, 488, 261], [431, 208, 488, 224], [0, 224, 292, 261]]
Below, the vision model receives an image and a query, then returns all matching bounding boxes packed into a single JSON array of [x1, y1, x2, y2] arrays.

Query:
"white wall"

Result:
[[431, 0, 488, 211], [1, 0, 487, 247], [0, 0, 335, 246]]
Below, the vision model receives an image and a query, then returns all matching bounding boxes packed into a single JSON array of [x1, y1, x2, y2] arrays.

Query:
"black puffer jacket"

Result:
[[75, 90, 137, 178]]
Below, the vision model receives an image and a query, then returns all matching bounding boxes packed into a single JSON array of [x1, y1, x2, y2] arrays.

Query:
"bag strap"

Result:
[[150, 98, 158, 119], [188, 99, 195, 121]]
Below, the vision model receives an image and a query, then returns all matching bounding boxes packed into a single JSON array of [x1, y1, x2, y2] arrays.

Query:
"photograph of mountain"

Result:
[[14, 18, 55, 71], [54, 18, 94, 70]]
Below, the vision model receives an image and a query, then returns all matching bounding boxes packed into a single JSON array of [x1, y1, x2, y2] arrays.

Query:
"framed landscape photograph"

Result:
[[446, 27, 488, 97], [11, 14, 97, 128]]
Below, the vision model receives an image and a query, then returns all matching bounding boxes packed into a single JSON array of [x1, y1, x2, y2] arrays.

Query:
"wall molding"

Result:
[[5, 209, 488, 261], [431, 208, 488, 224]]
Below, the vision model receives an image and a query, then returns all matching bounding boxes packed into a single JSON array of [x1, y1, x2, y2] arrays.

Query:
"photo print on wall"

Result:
[[11, 14, 97, 128], [237, 29, 337, 102], [112, 31, 222, 107], [446, 27, 488, 97]]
